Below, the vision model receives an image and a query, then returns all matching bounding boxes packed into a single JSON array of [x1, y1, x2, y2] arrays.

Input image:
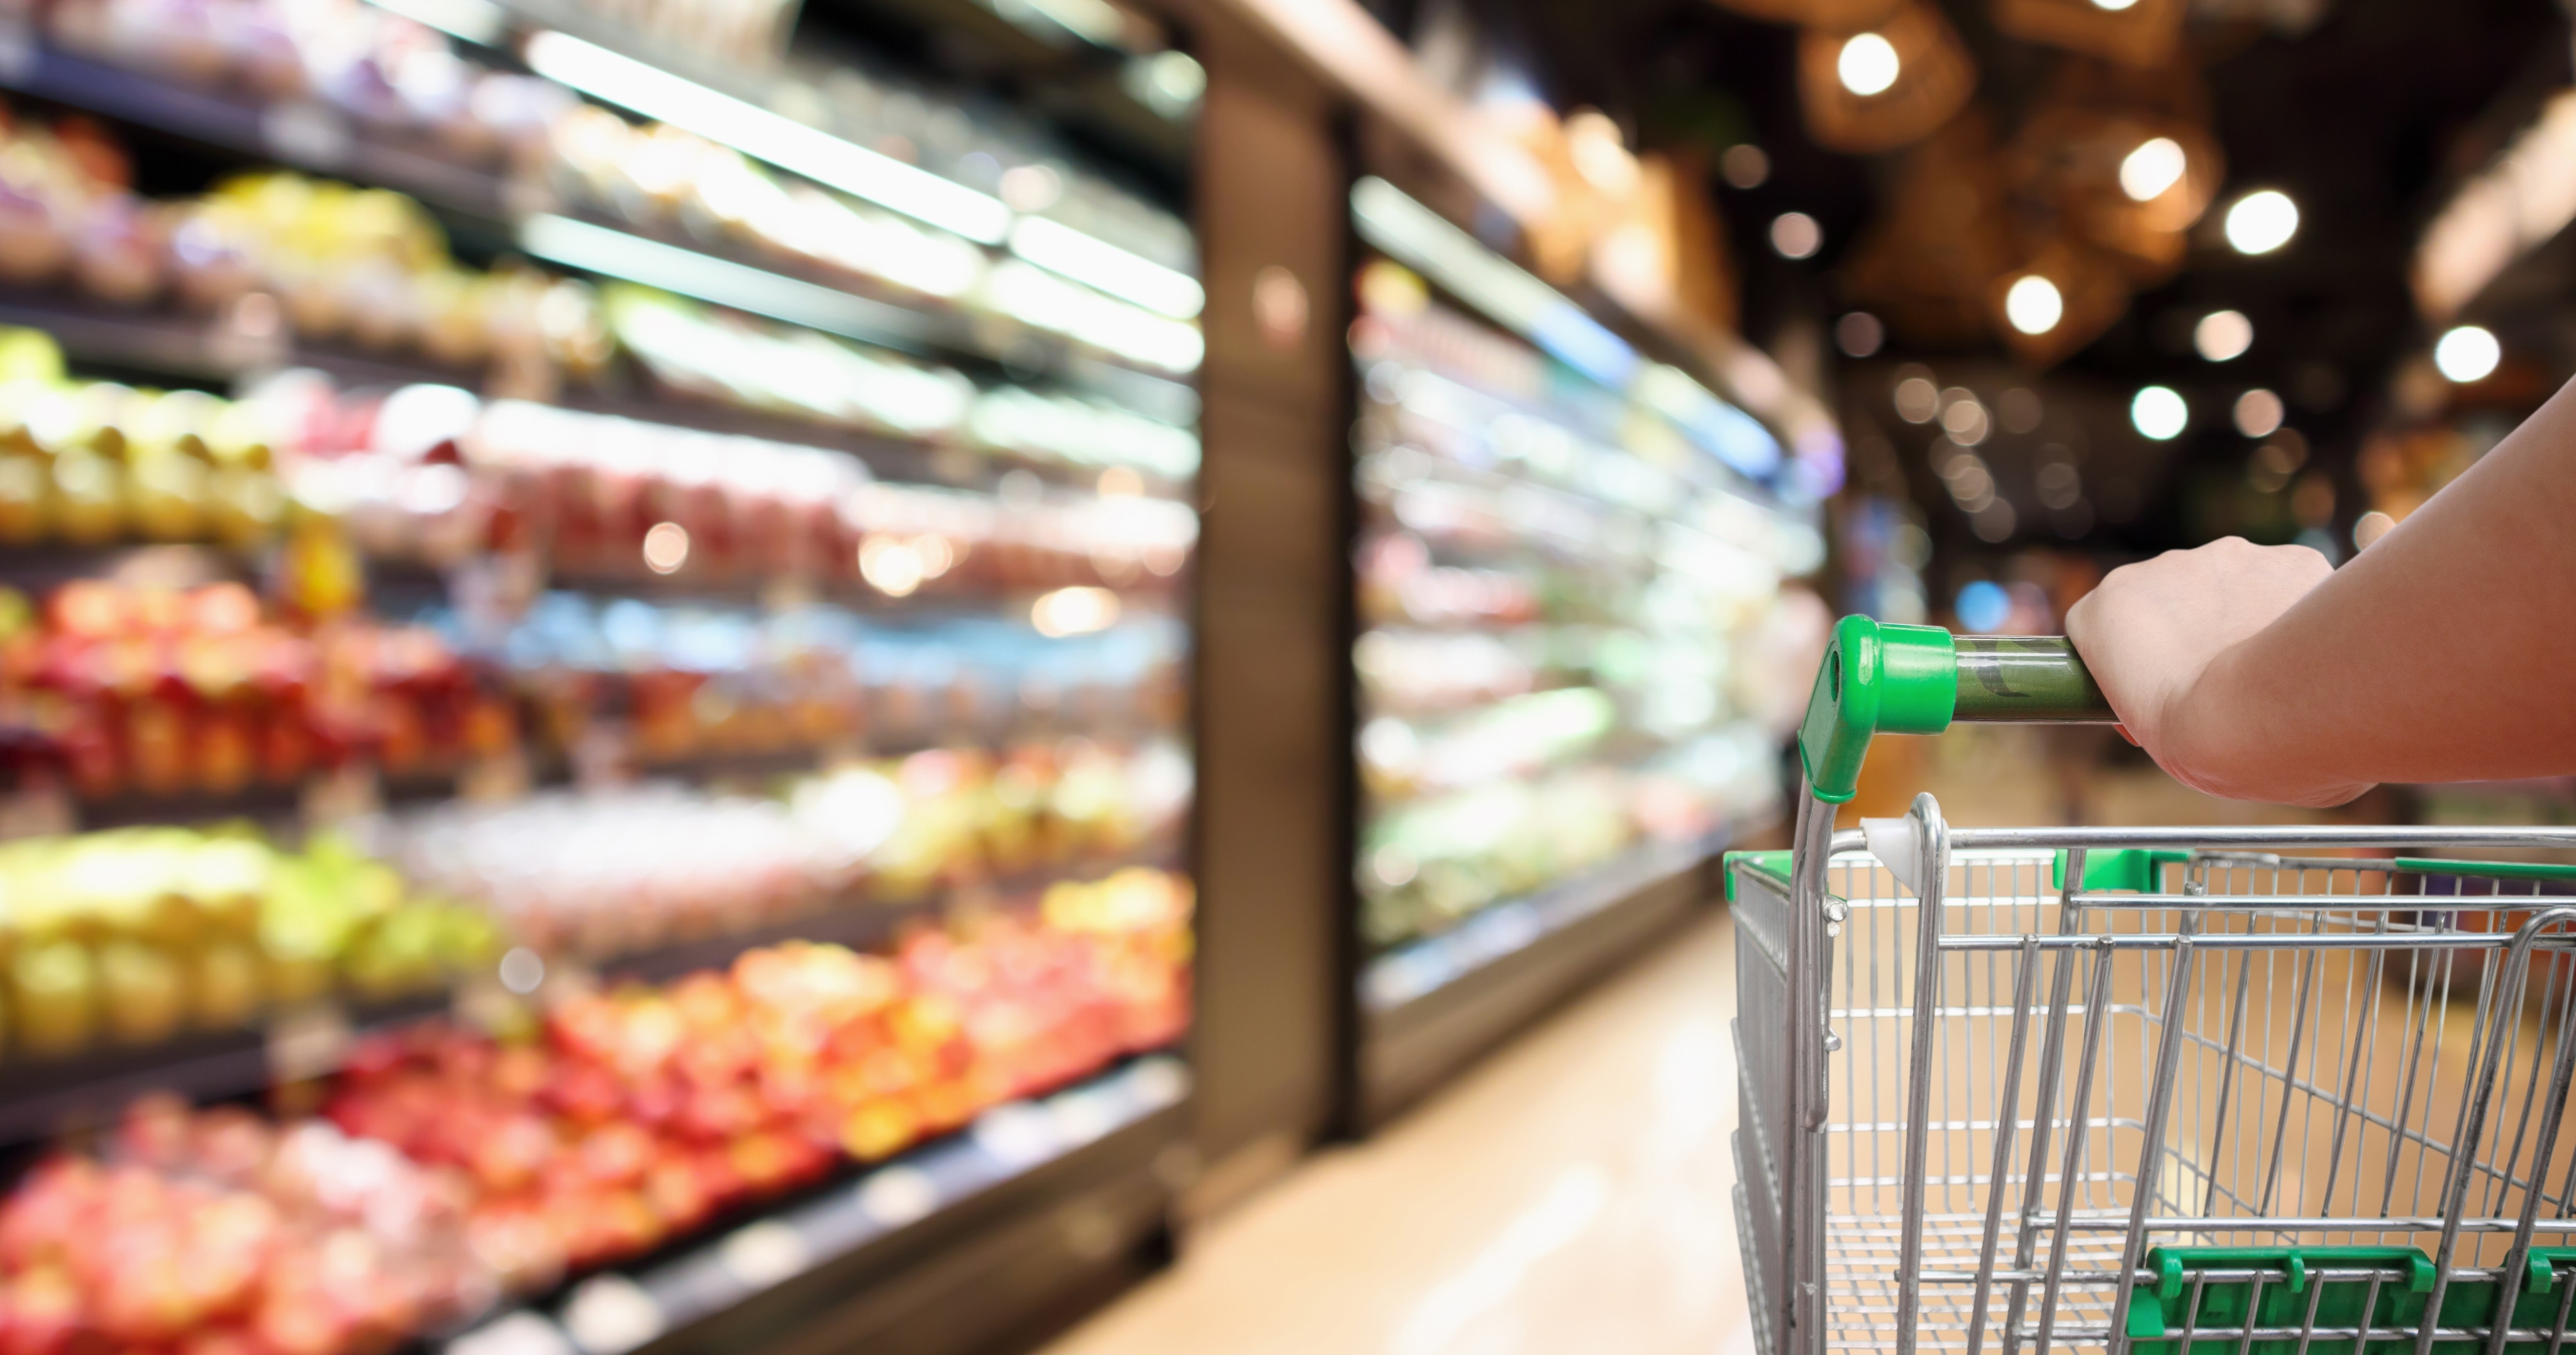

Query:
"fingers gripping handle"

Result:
[[1797, 616, 2114, 803]]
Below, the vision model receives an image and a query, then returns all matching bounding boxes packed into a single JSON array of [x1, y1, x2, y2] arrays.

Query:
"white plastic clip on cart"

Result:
[[1729, 617, 2576, 1355]]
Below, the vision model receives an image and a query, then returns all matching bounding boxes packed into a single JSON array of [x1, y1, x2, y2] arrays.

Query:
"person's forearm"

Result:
[[2162, 379, 2576, 802]]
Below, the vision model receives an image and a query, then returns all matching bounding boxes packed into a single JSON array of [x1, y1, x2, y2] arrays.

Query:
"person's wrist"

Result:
[[2149, 647, 2241, 795]]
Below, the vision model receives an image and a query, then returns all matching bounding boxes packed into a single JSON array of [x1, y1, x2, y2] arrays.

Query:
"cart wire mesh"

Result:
[[1731, 797, 2576, 1355]]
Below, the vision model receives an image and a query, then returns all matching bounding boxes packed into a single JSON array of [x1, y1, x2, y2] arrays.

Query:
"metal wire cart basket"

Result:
[[1729, 617, 2576, 1355]]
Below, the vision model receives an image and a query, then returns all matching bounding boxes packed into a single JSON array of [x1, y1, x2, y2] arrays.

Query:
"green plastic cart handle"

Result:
[[1797, 616, 2117, 803]]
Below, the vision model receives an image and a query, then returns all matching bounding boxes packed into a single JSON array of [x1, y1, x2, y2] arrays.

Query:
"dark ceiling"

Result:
[[1359, 0, 2566, 560]]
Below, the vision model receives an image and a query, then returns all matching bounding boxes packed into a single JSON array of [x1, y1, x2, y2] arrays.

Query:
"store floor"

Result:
[[1045, 909, 1753, 1355]]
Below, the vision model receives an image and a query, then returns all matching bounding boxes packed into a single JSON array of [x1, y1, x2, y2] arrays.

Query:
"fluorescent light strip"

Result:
[[365, 0, 507, 43], [1008, 217, 1202, 319], [523, 31, 1013, 245], [518, 213, 939, 349]]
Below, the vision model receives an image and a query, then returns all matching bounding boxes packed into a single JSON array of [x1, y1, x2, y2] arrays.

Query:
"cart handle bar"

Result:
[[1798, 617, 2114, 803]]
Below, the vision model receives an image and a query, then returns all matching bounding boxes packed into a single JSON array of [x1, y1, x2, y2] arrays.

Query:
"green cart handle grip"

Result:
[[1798, 616, 2116, 803]]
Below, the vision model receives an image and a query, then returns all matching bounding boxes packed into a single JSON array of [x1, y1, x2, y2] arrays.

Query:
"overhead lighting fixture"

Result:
[[523, 31, 1013, 245], [2131, 385, 2187, 440], [1837, 33, 1900, 97], [2224, 190, 2300, 255], [1008, 217, 1203, 319], [2194, 310, 2253, 362], [2234, 388, 2284, 438], [2120, 137, 2186, 202], [2414, 91, 2576, 321], [2004, 275, 2063, 335], [1770, 212, 1822, 260], [518, 213, 937, 350], [2434, 324, 2501, 382]]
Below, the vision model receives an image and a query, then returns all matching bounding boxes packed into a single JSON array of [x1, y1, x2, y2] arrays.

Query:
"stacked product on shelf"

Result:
[[0, 867, 1191, 1355], [0, 0, 1203, 1346], [0, 736, 1188, 1058], [1349, 257, 1815, 950]]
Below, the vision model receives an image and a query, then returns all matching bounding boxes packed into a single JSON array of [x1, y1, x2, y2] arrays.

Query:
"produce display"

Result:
[[382, 739, 1190, 956], [0, 872, 1190, 1354], [264, 374, 1197, 587], [0, 101, 608, 378], [1350, 259, 1812, 948], [0, 8, 1203, 1347], [0, 352, 296, 551], [0, 578, 506, 800], [0, 824, 496, 1054], [49, 0, 573, 157]]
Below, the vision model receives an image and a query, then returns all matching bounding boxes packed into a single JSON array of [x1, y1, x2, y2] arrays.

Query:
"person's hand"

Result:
[[2065, 537, 2363, 804]]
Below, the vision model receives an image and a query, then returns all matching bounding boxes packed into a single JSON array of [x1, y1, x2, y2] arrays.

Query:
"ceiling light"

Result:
[[1720, 144, 1769, 189], [1835, 312, 1884, 357], [2131, 385, 2187, 440], [2092, 0, 2140, 11], [1893, 375, 1938, 423], [2194, 309, 2253, 362], [1771, 212, 1822, 259], [2225, 190, 2300, 255], [524, 31, 1012, 245], [1940, 392, 1990, 446], [2234, 388, 2284, 438], [2120, 137, 2186, 202], [2434, 325, 2501, 382], [2004, 275, 2063, 335], [1837, 33, 1900, 97]]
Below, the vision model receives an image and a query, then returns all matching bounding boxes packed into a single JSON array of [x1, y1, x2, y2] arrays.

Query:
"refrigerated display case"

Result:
[[1342, 177, 1825, 1125], [0, 1, 1202, 1349]]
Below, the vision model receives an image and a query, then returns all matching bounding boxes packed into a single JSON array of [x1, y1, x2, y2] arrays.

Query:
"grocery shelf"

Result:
[[0, 289, 1183, 502], [0, 988, 450, 1147], [440, 1053, 1189, 1355], [0, 31, 514, 219], [1350, 832, 1726, 1130], [0, 847, 1176, 1148], [0, 51, 1195, 419]]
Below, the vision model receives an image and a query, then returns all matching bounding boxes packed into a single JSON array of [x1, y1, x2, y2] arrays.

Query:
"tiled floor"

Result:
[[1045, 910, 1753, 1355]]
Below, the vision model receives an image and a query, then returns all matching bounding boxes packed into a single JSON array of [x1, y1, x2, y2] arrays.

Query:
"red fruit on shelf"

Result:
[[574, 1123, 654, 1190]]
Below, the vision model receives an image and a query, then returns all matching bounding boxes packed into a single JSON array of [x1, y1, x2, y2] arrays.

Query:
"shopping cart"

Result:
[[1730, 617, 2576, 1355]]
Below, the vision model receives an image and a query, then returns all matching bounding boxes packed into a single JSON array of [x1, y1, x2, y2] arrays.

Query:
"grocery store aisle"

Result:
[[1046, 910, 1752, 1355]]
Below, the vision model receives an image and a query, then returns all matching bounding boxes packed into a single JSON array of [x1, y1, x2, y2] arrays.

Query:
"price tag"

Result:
[[0, 781, 73, 841], [266, 1003, 354, 1083], [261, 101, 352, 169], [854, 1166, 937, 1229], [558, 1276, 663, 1355], [461, 748, 531, 804], [1045, 1087, 1116, 1148], [446, 1314, 575, 1355], [718, 1220, 810, 1290], [301, 762, 384, 831], [970, 1102, 1059, 1168]]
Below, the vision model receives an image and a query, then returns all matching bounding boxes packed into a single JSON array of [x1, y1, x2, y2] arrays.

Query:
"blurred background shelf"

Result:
[[442, 1054, 1190, 1355], [1350, 834, 1724, 1132], [0, 844, 1175, 1148]]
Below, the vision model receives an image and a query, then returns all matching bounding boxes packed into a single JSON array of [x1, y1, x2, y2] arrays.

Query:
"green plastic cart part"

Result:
[[1723, 850, 1792, 902], [1795, 617, 2115, 804], [2052, 848, 2192, 894], [2127, 1246, 2576, 1355], [2394, 858, 2576, 885]]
